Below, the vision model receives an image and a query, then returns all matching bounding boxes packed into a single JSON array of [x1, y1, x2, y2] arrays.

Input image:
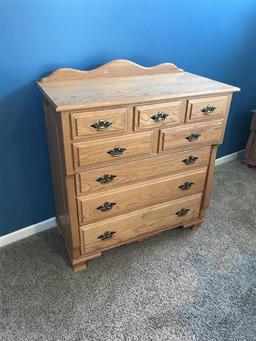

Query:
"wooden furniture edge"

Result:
[[71, 217, 203, 271], [39, 59, 183, 83]]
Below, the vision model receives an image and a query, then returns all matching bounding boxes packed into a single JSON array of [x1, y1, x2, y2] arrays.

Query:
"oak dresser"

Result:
[[37, 60, 239, 271]]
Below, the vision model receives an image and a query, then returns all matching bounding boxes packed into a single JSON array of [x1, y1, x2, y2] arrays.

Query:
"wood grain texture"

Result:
[[159, 119, 224, 152], [78, 169, 207, 224], [37, 63, 239, 112], [134, 100, 186, 130], [71, 107, 128, 139], [40, 60, 183, 83], [73, 131, 153, 169], [81, 194, 202, 254], [76, 146, 211, 195], [186, 95, 229, 122]]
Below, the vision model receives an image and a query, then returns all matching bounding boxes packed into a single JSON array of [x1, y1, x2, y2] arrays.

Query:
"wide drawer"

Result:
[[186, 95, 229, 122], [73, 131, 153, 169], [80, 193, 202, 254], [76, 146, 211, 195], [77, 168, 206, 224], [134, 100, 185, 130], [71, 107, 127, 139], [159, 120, 224, 152]]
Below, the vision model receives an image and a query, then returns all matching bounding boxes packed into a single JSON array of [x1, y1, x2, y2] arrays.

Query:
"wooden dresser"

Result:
[[37, 60, 239, 271]]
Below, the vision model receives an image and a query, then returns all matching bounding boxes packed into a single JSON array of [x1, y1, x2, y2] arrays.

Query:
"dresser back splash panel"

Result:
[[37, 59, 240, 272]]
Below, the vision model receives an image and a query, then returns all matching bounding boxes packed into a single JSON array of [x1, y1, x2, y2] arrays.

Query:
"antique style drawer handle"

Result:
[[185, 132, 201, 142], [176, 208, 190, 217], [201, 105, 216, 114], [96, 174, 116, 184], [107, 146, 126, 157], [91, 120, 112, 131], [179, 181, 194, 191], [97, 201, 116, 212], [151, 112, 169, 122], [98, 231, 116, 240], [182, 155, 199, 165]]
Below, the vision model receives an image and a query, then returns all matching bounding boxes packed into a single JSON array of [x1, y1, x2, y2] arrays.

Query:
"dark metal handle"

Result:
[[185, 132, 201, 142], [97, 202, 116, 212], [182, 155, 199, 165], [96, 174, 116, 184], [201, 105, 216, 115], [179, 182, 194, 191], [98, 231, 116, 240], [151, 112, 169, 123], [107, 146, 126, 157], [91, 120, 112, 131], [176, 208, 190, 217]]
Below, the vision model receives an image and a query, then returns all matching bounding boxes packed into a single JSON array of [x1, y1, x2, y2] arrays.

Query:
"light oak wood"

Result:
[[186, 95, 229, 122], [134, 100, 186, 130], [159, 119, 224, 152], [37, 60, 239, 112], [76, 146, 211, 195], [73, 131, 153, 169], [78, 169, 207, 224], [81, 194, 202, 254], [40, 59, 183, 83], [71, 107, 128, 139], [38, 59, 239, 271]]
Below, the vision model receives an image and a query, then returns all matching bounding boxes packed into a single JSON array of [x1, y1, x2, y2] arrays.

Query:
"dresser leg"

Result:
[[190, 222, 202, 232], [72, 262, 87, 272]]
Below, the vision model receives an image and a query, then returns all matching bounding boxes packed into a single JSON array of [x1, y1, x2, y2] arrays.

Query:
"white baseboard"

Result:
[[0, 217, 56, 248], [0, 149, 245, 248], [215, 149, 244, 166]]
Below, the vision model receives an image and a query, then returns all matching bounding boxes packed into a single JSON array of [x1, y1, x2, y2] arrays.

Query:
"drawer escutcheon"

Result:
[[185, 133, 201, 142], [176, 208, 190, 217], [91, 120, 112, 131], [97, 202, 116, 212], [182, 155, 199, 165], [98, 231, 116, 240], [179, 182, 194, 191], [151, 112, 169, 122], [201, 105, 216, 115], [107, 146, 126, 157]]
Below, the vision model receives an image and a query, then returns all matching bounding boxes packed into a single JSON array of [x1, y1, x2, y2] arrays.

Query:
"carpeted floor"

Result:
[[0, 160, 256, 341]]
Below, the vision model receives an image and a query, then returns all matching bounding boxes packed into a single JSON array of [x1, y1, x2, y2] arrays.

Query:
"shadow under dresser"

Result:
[[37, 60, 240, 271]]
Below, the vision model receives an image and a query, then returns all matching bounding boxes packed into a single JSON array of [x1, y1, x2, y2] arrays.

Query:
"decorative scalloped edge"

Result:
[[39, 59, 183, 83]]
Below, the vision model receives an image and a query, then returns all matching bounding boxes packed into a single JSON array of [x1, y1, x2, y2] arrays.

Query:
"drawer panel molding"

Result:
[[77, 168, 207, 224]]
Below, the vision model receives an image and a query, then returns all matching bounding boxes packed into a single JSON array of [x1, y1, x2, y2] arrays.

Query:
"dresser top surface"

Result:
[[37, 60, 239, 111]]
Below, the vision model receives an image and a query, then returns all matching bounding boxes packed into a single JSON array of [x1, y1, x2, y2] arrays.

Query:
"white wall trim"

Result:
[[0, 149, 245, 248], [0, 217, 56, 248], [215, 149, 244, 166]]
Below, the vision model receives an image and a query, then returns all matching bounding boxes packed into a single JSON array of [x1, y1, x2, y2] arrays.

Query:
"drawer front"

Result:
[[73, 131, 153, 169], [76, 146, 211, 195], [81, 194, 202, 254], [186, 95, 229, 122], [159, 120, 224, 152], [134, 100, 185, 130], [71, 107, 127, 139], [78, 168, 206, 224]]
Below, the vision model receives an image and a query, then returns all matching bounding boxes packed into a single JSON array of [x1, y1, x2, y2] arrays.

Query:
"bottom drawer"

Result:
[[80, 193, 202, 254]]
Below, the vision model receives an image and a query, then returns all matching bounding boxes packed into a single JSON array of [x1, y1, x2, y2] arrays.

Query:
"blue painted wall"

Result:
[[1, 0, 255, 236]]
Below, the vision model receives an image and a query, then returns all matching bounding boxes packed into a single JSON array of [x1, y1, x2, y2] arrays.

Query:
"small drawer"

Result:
[[186, 95, 229, 122], [73, 131, 153, 169], [80, 193, 202, 254], [77, 168, 206, 224], [75, 146, 211, 195], [71, 107, 127, 139], [134, 100, 185, 130], [159, 120, 224, 152]]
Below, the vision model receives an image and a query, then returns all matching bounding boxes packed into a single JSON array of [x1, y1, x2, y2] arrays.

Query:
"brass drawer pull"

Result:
[[179, 182, 194, 191], [107, 146, 126, 157], [176, 208, 190, 217], [97, 201, 116, 212], [151, 112, 169, 122], [182, 155, 199, 165], [96, 174, 116, 184], [201, 105, 216, 114], [185, 132, 201, 142], [91, 120, 112, 131], [98, 231, 116, 240]]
